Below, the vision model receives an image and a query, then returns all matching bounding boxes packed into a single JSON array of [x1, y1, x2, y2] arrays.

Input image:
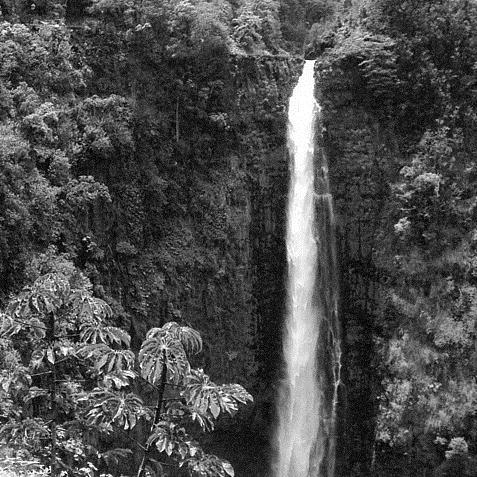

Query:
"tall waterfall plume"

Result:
[[275, 60, 341, 477]]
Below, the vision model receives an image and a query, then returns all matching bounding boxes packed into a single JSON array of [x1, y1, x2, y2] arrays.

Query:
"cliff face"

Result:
[[78, 28, 408, 474], [317, 61, 404, 475], [73, 42, 304, 473], [78, 25, 302, 395]]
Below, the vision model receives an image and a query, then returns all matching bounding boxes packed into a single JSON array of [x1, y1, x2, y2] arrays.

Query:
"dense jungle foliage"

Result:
[[0, 0, 477, 476]]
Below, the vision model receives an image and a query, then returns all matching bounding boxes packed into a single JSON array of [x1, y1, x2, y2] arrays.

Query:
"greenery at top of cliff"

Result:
[[0, 0, 341, 55], [316, 0, 477, 135]]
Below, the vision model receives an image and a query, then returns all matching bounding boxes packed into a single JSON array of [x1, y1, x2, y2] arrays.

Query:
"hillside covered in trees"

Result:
[[0, 0, 477, 476]]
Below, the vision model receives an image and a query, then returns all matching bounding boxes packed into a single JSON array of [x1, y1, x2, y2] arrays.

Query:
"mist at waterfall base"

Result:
[[274, 60, 341, 477]]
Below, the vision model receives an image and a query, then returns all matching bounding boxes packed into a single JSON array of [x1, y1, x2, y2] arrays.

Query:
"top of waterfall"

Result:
[[289, 60, 316, 114], [287, 60, 317, 166]]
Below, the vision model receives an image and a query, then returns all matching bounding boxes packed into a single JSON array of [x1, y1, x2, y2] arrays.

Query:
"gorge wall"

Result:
[[78, 21, 302, 434], [317, 58, 403, 475], [79, 29, 399, 474]]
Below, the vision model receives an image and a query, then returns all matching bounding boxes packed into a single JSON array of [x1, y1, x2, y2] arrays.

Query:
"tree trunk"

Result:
[[137, 351, 168, 477], [49, 313, 58, 477]]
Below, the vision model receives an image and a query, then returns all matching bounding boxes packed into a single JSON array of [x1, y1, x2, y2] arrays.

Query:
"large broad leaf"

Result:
[[148, 420, 199, 464], [86, 389, 150, 430], [77, 342, 110, 359], [183, 369, 253, 430], [30, 349, 46, 369], [147, 322, 202, 355], [222, 461, 235, 477], [139, 334, 189, 385], [7, 273, 70, 317], [186, 452, 235, 477], [80, 323, 131, 347], [77, 344, 135, 375], [33, 273, 70, 301], [1, 417, 49, 447], [163, 322, 202, 355], [217, 384, 254, 408], [102, 370, 135, 389], [69, 291, 112, 323], [0, 313, 47, 341]]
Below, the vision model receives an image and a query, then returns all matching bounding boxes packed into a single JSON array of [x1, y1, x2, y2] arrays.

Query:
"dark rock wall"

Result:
[[77, 27, 411, 473], [79, 47, 302, 475], [78, 26, 302, 398], [317, 61, 403, 476]]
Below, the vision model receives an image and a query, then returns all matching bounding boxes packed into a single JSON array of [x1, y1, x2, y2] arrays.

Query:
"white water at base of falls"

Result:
[[274, 60, 341, 477]]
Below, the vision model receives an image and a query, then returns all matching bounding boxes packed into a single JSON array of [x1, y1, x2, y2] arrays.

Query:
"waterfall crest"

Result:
[[275, 60, 341, 477]]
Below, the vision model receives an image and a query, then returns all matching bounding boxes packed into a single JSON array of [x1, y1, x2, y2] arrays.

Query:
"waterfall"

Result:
[[274, 60, 341, 477]]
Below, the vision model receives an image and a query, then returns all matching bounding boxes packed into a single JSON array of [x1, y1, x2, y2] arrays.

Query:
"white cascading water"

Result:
[[275, 60, 341, 477]]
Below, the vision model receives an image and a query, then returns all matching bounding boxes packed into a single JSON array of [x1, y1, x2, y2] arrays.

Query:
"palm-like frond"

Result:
[[139, 334, 189, 385]]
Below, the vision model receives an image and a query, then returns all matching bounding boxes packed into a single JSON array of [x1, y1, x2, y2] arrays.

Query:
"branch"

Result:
[[55, 379, 87, 383], [5, 316, 46, 331], [31, 371, 52, 377]]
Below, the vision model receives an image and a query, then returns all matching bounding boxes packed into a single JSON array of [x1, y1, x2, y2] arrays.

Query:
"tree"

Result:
[[0, 268, 128, 476], [0, 267, 253, 476], [82, 321, 253, 477]]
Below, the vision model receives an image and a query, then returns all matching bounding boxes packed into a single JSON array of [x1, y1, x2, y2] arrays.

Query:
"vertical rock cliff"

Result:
[[78, 26, 303, 397], [316, 59, 403, 475]]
